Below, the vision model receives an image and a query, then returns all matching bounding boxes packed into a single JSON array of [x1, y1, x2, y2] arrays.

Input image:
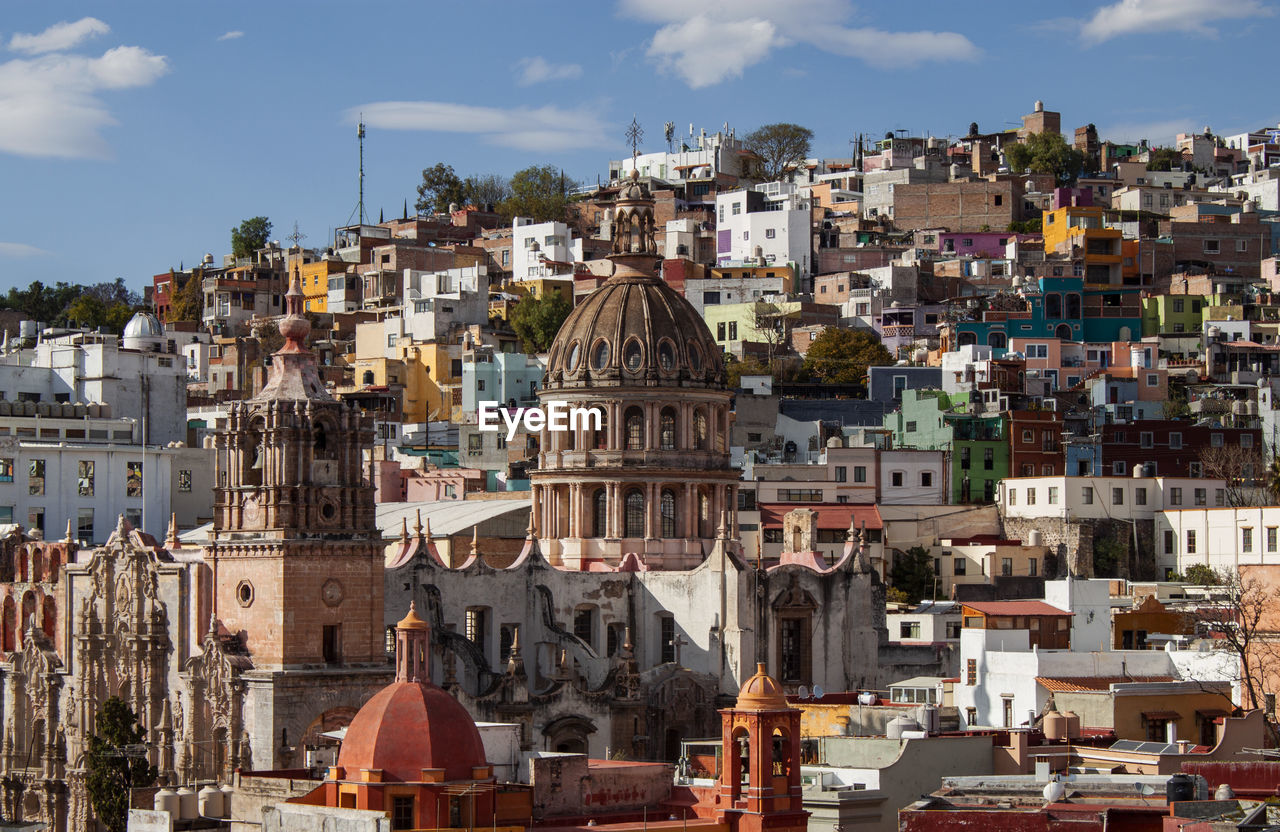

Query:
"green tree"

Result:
[[502, 164, 576, 223], [1092, 535, 1127, 577], [85, 697, 157, 832], [463, 173, 511, 208], [231, 216, 272, 259], [508, 290, 573, 353], [801, 328, 893, 386], [726, 355, 772, 389], [1183, 563, 1222, 585], [415, 163, 466, 214], [743, 123, 813, 182], [1004, 132, 1086, 185], [891, 546, 935, 604], [1146, 147, 1184, 172]]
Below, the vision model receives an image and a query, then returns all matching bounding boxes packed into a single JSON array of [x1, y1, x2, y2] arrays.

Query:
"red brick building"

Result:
[[1009, 409, 1064, 477]]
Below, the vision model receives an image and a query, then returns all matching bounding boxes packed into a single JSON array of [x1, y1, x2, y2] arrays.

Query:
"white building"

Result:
[[613, 125, 747, 184], [714, 184, 812, 277], [1000, 475, 1228, 522], [0, 323, 188, 445], [511, 218, 583, 282], [879, 449, 948, 505], [400, 265, 491, 341], [1155, 506, 1280, 577]]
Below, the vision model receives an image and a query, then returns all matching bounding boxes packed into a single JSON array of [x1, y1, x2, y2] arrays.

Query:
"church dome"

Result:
[[735, 663, 788, 710], [545, 272, 724, 390], [337, 679, 486, 782]]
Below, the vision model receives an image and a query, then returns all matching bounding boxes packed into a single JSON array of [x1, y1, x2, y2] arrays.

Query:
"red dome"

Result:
[[338, 680, 486, 782]]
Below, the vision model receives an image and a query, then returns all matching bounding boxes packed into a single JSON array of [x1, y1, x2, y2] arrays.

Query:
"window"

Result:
[[660, 490, 676, 538], [1194, 488, 1206, 506], [625, 489, 645, 537], [1215, 489, 1225, 507], [1022, 429, 1033, 443], [1187, 530, 1196, 554], [1211, 433, 1224, 448], [178, 469, 192, 493], [1242, 434, 1254, 449], [27, 460, 44, 496], [835, 466, 847, 483], [468, 433, 483, 452], [960, 447, 971, 470], [728, 321, 737, 340], [1169, 432, 1182, 449], [78, 460, 95, 497], [766, 228, 776, 239], [1029, 558, 1038, 577], [891, 471, 904, 487], [966, 658, 977, 685], [954, 558, 967, 575], [322, 624, 342, 664], [1164, 529, 1175, 553], [391, 796, 415, 830], [1009, 489, 1017, 505], [1083, 487, 1094, 505], [574, 607, 594, 647], [1001, 558, 1013, 576], [854, 466, 867, 483], [660, 615, 676, 663], [1135, 487, 1147, 506], [1170, 487, 1182, 505], [1026, 488, 1036, 505], [905, 421, 918, 433], [1203, 239, 1220, 254], [900, 622, 921, 639], [1140, 432, 1153, 448], [1048, 486, 1059, 504], [1113, 487, 1124, 506], [659, 408, 676, 450], [1268, 527, 1277, 553], [1112, 461, 1127, 475], [1243, 528, 1254, 552], [921, 471, 933, 487], [717, 321, 726, 341], [465, 607, 488, 648], [984, 447, 994, 470], [625, 407, 644, 450], [126, 462, 143, 498], [77, 508, 93, 543], [731, 201, 742, 216]]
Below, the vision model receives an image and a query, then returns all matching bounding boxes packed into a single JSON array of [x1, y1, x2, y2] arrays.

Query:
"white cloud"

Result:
[[1079, 0, 1271, 44], [0, 242, 48, 258], [9, 17, 109, 55], [618, 0, 979, 87], [0, 45, 170, 159], [217, 30, 244, 42], [350, 101, 613, 152], [514, 56, 582, 86]]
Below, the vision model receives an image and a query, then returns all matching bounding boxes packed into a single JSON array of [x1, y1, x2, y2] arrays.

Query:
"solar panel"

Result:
[[1135, 742, 1169, 753], [1111, 740, 1142, 751]]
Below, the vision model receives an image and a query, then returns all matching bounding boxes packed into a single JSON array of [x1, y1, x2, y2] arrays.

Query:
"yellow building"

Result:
[[1041, 205, 1123, 286], [491, 277, 575, 321], [298, 258, 349, 314]]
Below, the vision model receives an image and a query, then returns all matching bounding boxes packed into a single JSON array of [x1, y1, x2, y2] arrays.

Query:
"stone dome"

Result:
[[123, 312, 163, 340], [735, 663, 788, 710], [337, 679, 486, 782], [544, 272, 724, 390]]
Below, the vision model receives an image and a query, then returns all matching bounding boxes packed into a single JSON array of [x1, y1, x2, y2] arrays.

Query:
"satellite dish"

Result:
[[797, 685, 810, 699], [1136, 783, 1156, 797], [813, 684, 825, 700]]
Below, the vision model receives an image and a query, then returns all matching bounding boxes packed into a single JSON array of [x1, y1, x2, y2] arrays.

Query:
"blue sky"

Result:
[[0, 0, 1277, 294]]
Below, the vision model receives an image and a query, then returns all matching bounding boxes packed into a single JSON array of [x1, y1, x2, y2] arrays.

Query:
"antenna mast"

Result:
[[357, 117, 367, 225]]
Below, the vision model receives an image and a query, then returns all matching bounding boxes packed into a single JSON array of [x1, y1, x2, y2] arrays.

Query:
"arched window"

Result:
[[593, 489, 608, 537], [593, 410, 609, 450], [1044, 293, 1062, 318], [693, 409, 708, 451], [698, 491, 710, 538], [660, 490, 677, 538], [625, 407, 644, 450], [625, 489, 645, 538], [988, 332, 1007, 349], [362, 370, 374, 385], [1066, 293, 1082, 319], [1055, 323, 1072, 339], [659, 408, 677, 450]]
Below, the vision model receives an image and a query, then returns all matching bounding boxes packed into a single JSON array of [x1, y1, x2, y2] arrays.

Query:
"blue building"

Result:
[[956, 277, 1141, 350], [868, 366, 943, 406], [460, 347, 545, 414]]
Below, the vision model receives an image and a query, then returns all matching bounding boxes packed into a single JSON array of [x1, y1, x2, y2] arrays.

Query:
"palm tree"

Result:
[[1266, 455, 1280, 504]]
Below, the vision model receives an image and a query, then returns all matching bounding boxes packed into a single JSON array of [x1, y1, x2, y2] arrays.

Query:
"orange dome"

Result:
[[337, 680, 486, 782], [736, 663, 789, 710]]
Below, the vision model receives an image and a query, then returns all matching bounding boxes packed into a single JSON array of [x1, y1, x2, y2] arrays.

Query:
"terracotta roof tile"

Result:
[[1036, 675, 1175, 692]]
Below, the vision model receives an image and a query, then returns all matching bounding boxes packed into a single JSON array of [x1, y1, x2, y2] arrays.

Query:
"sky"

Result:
[[0, 0, 1277, 294]]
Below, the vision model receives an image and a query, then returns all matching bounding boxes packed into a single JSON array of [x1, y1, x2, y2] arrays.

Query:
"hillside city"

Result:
[[6, 101, 1280, 832]]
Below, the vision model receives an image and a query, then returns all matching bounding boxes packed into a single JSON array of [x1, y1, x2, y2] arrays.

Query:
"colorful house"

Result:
[[886, 389, 1008, 503]]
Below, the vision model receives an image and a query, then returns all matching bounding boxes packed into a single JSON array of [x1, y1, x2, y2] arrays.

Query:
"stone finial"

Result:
[[165, 513, 179, 550], [421, 514, 431, 540], [470, 525, 479, 557], [400, 518, 409, 544], [64, 519, 74, 544]]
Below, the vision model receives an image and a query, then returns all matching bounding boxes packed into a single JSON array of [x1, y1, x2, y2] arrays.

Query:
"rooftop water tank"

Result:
[[886, 714, 921, 739]]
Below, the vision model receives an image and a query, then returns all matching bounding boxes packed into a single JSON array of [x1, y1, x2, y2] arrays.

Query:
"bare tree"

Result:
[[1197, 444, 1274, 507], [750, 302, 793, 372], [1192, 567, 1280, 742]]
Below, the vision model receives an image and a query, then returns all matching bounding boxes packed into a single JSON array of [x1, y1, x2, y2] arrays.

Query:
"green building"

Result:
[[885, 389, 1008, 504], [1141, 294, 1205, 337]]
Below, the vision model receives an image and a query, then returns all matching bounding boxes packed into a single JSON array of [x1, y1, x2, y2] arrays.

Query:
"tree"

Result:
[[1265, 455, 1280, 503], [85, 697, 157, 832], [231, 216, 272, 259], [1198, 444, 1272, 507], [1004, 132, 1085, 185], [508, 290, 573, 353], [415, 163, 466, 215], [801, 327, 893, 386], [1195, 567, 1280, 741], [502, 165, 576, 223], [743, 123, 813, 182], [891, 546, 935, 604], [726, 356, 771, 389], [1146, 146, 1184, 172], [463, 173, 511, 208], [1183, 563, 1222, 586], [167, 267, 205, 323], [750, 302, 794, 370]]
